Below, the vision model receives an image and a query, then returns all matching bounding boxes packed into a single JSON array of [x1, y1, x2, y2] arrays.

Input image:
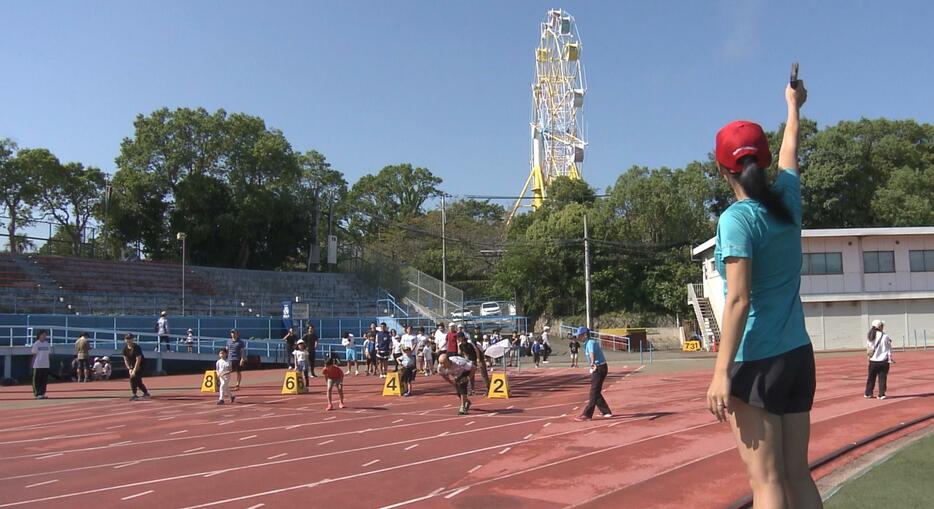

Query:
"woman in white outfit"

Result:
[[865, 319, 893, 399]]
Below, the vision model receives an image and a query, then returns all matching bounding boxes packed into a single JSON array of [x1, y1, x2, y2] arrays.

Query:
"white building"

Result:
[[690, 227, 934, 351]]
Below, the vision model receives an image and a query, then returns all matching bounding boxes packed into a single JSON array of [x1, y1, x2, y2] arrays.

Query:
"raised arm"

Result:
[[778, 81, 808, 171]]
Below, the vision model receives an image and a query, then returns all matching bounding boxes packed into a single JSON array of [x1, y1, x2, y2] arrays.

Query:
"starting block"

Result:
[[200, 370, 218, 393], [487, 372, 510, 399], [382, 372, 401, 396], [281, 370, 308, 395]]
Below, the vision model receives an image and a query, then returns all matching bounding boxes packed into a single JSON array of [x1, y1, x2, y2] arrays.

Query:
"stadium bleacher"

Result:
[[0, 254, 380, 318]]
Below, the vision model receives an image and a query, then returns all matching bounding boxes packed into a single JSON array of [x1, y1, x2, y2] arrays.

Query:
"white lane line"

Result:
[[467, 465, 482, 474], [356, 410, 367, 414], [158, 416, 175, 421], [439, 431, 449, 437], [184, 447, 205, 453], [110, 441, 132, 446], [443, 404, 452, 408], [267, 453, 287, 460], [285, 425, 301, 430], [245, 504, 265, 509], [113, 462, 138, 470], [507, 405, 515, 409], [25, 479, 58, 488], [523, 434, 533, 440], [218, 421, 234, 426], [106, 425, 126, 430], [261, 413, 275, 418], [572, 406, 579, 411], [362, 459, 380, 467], [239, 435, 257, 441], [464, 421, 475, 426], [392, 419, 403, 424], [318, 439, 334, 446], [121, 490, 154, 500], [35, 453, 63, 460], [444, 487, 468, 499], [498, 447, 511, 455], [0, 432, 110, 446], [323, 416, 337, 421], [543, 422, 552, 428], [403, 444, 419, 451], [169, 430, 189, 435]]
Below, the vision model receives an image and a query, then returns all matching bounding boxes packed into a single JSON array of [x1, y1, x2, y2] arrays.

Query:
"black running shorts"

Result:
[[730, 343, 816, 415]]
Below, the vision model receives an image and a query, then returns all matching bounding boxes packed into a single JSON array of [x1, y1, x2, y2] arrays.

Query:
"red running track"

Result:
[[0, 351, 931, 508]]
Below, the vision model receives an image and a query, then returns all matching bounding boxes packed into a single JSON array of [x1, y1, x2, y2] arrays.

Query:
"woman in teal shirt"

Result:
[[706, 77, 822, 508]]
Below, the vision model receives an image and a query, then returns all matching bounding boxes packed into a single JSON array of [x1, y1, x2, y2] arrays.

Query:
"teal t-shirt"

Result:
[[714, 169, 811, 362], [583, 339, 606, 365]]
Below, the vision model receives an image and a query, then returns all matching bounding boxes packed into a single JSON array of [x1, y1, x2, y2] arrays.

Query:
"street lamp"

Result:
[[177, 232, 187, 316]]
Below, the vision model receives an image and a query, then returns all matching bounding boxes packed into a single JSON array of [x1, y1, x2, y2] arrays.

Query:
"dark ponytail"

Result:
[[735, 156, 793, 224], [867, 326, 879, 342]]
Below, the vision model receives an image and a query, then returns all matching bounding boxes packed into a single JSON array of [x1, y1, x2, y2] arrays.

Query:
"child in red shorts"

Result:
[[323, 357, 345, 411]]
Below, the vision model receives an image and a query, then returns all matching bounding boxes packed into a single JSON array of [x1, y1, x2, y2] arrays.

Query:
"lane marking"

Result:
[[323, 416, 337, 421], [169, 430, 189, 435], [464, 421, 475, 426], [246, 505, 265, 509], [285, 425, 301, 430], [25, 479, 58, 488], [499, 447, 511, 455], [444, 487, 468, 499], [121, 490, 154, 500], [362, 459, 380, 467], [158, 416, 175, 421], [267, 453, 287, 460], [35, 453, 63, 460], [468, 465, 482, 474], [184, 447, 205, 453], [523, 434, 533, 440], [392, 419, 403, 424], [0, 432, 109, 445], [404, 444, 419, 451], [318, 440, 334, 446], [114, 462, 138, 470], [106, 425, 126, 430], [218, 421, 234, 426], [543, 422, 552, 428], [110, 441, 132, 446], [239, 435, 257, 441]]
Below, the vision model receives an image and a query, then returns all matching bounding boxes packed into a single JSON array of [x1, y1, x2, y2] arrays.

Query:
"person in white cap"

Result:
[[865, 320, 893, 399], [102, 356, 112, 380], [541, 326, 552, 363], [293, 339, 310, 387], [342, 333, 359, 376]]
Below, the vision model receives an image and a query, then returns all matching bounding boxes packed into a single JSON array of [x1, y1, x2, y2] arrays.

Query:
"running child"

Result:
[[399, 346, 416, 396], [216, 348, 235, 405], [438, 353, 475, 415], [322, 357, 345, 411], [293, 339, 310, 388]]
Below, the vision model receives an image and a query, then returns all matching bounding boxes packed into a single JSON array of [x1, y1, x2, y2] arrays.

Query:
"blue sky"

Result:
[[2, 0, 933, 198]]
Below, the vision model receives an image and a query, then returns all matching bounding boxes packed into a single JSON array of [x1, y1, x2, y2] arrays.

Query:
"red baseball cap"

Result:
[[715, 120, 772, 174]]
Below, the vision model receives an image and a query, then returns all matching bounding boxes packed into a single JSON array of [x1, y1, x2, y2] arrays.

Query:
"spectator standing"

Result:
[[520, 332, 530, 357], [74, 332, 91, 383], [31, 329, 52, 399], [445, 324, 458, 356], [433, 323, 447, 357], [122, 333, 151, 401], [185, 328, 195, 353], [342, 333, 359, 376], [569, 336, 581, 368], [541, 326, 552, 363], [293, 340, 310, 388], [865, 320, 893, 399], [226, 329, 247, 390], [575, 327, 612, 421], [400, 325, 417, 352], [376, 322, 391, 378], [421, 335, 434, 376], [215, 348, 235, 405], [283, 328, 298, 368], [363, 333, 376, 376], [531, 338, 543, 368], [102, 356, 112, 380], [391, 329, 403, 372], [155, 311, 170, 352], [302, 325, 319, 377]]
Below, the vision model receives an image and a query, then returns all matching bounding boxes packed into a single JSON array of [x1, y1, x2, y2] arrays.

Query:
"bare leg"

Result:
[[728, 398, 787, 509], [781, 412, 823, 508]]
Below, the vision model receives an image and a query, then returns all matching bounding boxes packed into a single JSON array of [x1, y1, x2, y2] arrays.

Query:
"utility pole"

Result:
[[308, 186, 319, 272], [177, 232, 187, 316], [583, 215, 592, 329], [441, 194, 448, 318]]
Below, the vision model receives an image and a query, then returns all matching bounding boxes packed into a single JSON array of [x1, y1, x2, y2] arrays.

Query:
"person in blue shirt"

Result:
[[574, 327, 611, 421], [706, 77, 821, 508], [226, 329, 247, 390]]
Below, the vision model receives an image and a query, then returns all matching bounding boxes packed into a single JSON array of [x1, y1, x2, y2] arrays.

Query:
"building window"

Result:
[[802, 252, 843, 275], [909, 250, 934, 272], [863, 251, 895, 273]]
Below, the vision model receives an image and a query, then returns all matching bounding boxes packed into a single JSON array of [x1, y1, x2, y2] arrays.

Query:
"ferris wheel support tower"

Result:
[[509, 9, 587, 224]]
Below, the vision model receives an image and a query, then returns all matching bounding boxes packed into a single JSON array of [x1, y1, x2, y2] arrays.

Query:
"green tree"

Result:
[[297, 150, 348, 270], [1, 145, 55, 253], [347, 163, 442, 237], [34, 161, 107, 256]]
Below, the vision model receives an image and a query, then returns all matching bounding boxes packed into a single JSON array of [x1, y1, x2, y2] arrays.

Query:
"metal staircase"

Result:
[[687, 284, 720, 350]]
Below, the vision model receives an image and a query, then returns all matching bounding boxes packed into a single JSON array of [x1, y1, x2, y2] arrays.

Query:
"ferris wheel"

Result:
[[510, 9, 587, 223]]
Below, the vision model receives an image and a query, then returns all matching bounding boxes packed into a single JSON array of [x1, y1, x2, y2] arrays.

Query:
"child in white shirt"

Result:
[[92, 358, 104, 381], [422, 341, 434, 376], [216, 348, 235, 405], [102, 356, 112, 380], [293, 340, 310, 388]]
